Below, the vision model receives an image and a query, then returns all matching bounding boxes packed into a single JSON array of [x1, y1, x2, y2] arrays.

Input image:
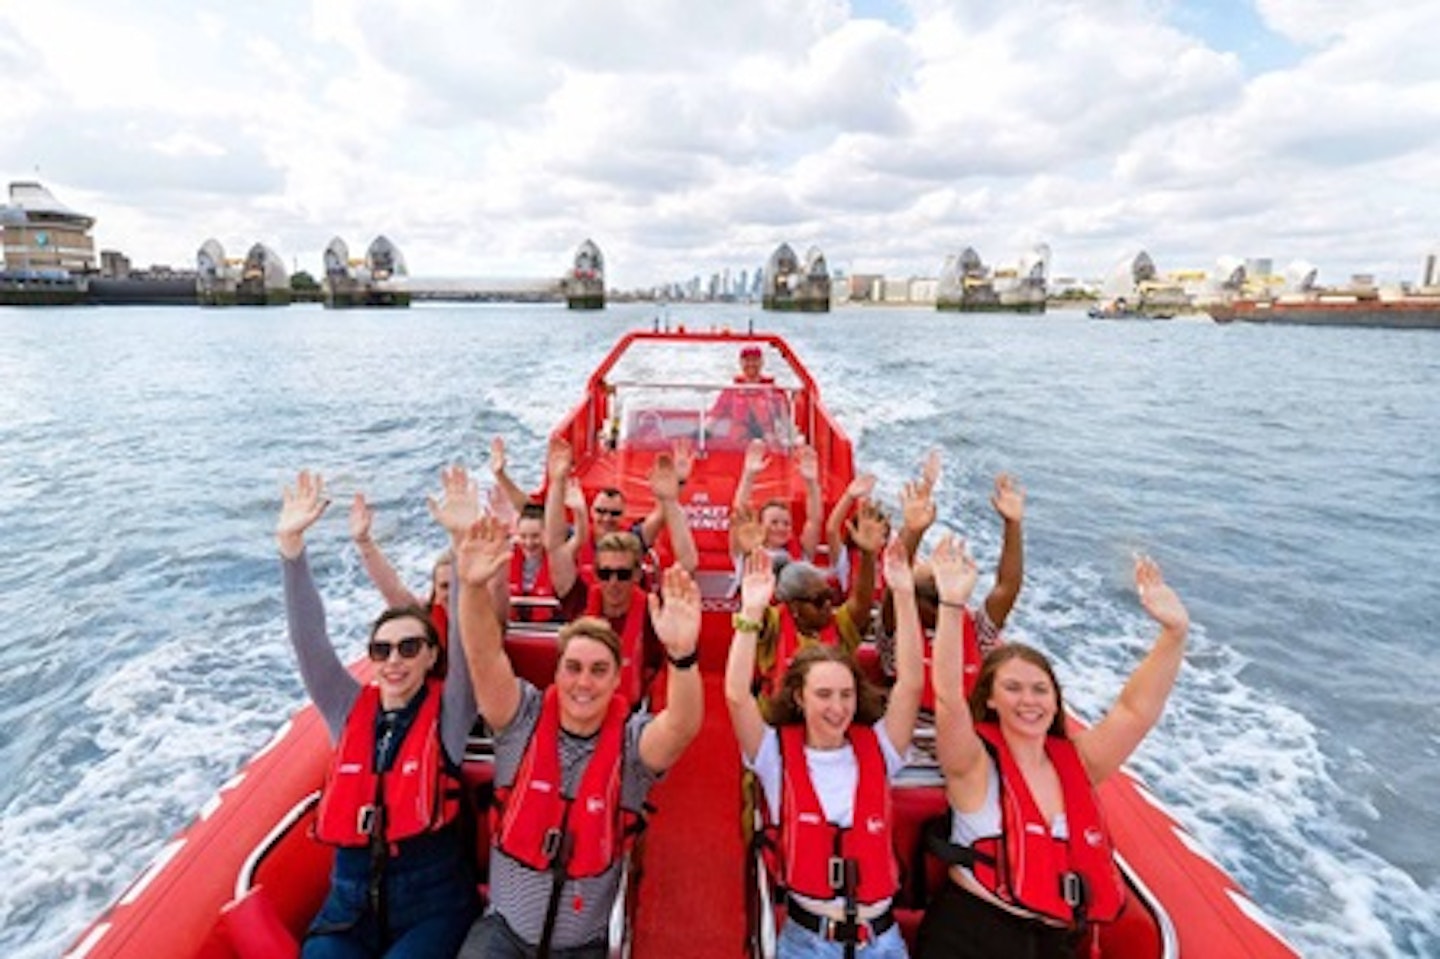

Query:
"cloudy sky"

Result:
[[3, 0, 1437, 289]]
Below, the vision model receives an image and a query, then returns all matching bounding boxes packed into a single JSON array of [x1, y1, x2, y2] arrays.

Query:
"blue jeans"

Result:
[[303, 837, 479, 959], [777, 918, 909, 959], [458, 912, 608, 959]]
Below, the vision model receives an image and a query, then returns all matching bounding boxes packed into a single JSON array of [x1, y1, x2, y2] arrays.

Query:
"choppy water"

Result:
[[0, 303, 1436, 957]]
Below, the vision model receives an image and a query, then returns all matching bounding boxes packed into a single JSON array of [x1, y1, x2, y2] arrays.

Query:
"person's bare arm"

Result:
[[457, 516, 522, 731], [826, 473, 874, 566], [796, 445, 822, 559], [350, 492, 424, 607], [983, 473, 1025, 630], [880, 537, 923, 755], [542, 438, 580, 596], [1076, 556, 1189, 785], [488, 436, 530, 513], [929, 535, 987, 807], [638, 567, 705, 772], [724, 550, 775, 763]]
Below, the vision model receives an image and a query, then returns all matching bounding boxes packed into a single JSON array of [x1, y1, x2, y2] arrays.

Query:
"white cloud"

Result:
[[1, 0, 1437, 287]]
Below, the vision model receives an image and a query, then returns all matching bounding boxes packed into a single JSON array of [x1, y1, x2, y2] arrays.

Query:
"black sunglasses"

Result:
[[368, 636, 431, 661], [795, 591, 834, 607], [593, 507, 624, 518], [595, 566, 635, 581]]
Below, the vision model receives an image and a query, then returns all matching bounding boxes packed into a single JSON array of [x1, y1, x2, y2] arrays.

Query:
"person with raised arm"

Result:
[[725, 539, 924, 958], [824, 472, 875, 583], [453, 516, 704, 959], [350, 490, 455, 660], [917, 536, 1190, 959], [543, 436, 697, 587], [279, 469, 480, 958], [880, 471, 1025, 702], [750, 499, 887, 705], [728, 439, 823, 568]]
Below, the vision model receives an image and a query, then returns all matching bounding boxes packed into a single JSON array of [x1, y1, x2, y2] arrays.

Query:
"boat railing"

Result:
[[234, 791, 322, 899]]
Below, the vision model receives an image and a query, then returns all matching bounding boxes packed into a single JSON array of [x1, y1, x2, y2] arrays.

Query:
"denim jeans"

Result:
[[302, 838, 479, 959], [777, 917, 909, 959]]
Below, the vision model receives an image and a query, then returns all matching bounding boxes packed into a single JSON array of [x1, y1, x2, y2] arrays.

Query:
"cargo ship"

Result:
[[1208, 292, 1440, 329]]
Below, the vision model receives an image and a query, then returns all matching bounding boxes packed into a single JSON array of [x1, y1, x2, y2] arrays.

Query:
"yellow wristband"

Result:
[[732, 612, 764, 634]]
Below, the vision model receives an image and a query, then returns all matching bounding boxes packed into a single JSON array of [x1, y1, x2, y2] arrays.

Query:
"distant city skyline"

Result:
[[4, 2, 1438, 289]]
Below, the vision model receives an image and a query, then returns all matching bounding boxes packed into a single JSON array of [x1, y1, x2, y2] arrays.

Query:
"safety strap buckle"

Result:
[[827, 856, 846, 891], [1062, 870, 1088, 909], [356, 804, 376, 837], [822, 917, 871, 946], [542, 827, 564, 863]]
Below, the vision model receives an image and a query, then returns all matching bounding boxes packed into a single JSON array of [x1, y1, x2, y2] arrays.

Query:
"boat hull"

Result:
[[1210, 300, 1440, 329]]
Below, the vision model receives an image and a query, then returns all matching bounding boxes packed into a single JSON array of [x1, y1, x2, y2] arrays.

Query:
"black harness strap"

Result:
[[536, 802, 575, 959]]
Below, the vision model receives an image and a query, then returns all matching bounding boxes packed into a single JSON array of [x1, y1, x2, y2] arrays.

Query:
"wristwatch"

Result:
[[667, 649, 700, 670]]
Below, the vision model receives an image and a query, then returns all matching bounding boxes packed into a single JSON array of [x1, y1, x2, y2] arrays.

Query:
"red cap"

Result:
[[740, 345, 762, 359]]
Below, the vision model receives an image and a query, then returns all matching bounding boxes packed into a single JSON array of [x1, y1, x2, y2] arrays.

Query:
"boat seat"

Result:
[[220, 884, 299, 959], [504, 630, 560, 690]]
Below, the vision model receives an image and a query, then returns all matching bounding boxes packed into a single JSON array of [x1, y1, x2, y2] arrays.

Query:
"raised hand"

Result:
[[488, 436, 508, 477], [795, 444, 819, 483], [277, 470, 330, 559], [670, 436, 695, 483], [731, 505, 764, 555], [456, 515, 512, 586], [1135, 555, 1189, 633], [649, 566, 701, 658], [847, 499, 889, 555], [900, 479, 936, 535], [739, 548, 776, 614], [349, 491, 374, 543], [649, 452, 681, 502], [427, 464, 480, 540], [564, 477, 587, 513], [487, 485, 518, 530], [742, 438, 769, 476], [930, 533, 979, 607], [846, 472, 877, 500], [920, 448, 942, 493], [881, 535, 914, 593], [546, 437, 573, 483], [991, 473, 1025, 524]]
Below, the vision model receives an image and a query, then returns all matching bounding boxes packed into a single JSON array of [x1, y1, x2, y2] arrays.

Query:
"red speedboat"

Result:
[[65, 327, 1298, 959]]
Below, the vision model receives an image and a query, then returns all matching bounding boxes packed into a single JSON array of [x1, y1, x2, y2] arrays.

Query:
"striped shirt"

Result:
[[485, 681, 660, 948]]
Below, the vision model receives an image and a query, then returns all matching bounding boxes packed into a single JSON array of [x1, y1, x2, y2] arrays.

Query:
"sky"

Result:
[[3, 0, 1438, 289]]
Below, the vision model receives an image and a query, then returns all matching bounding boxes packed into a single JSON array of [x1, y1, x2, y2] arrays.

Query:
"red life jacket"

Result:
[[778, 724, 898, 905], [314, 681, 461, 848], [761, 604, 841, 700], [919, 610, 983, 712], [585, 584, 648, 704], [508, 545, 559, 623], [493, 686, 633, 878], [967, 723, 1125, 926], [717, 376, 784, 441]]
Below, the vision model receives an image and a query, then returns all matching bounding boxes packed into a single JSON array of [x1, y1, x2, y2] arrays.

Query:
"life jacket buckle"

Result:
[[1061, 870, 1089, 909], [542, 827, 564, 863], [827, 856, 846, 892], [356, 804, 376, 837]]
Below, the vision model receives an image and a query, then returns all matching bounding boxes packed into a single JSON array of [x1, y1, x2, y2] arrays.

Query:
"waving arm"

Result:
[[638, 567, 705, 772], [1075, 555, 1189, 785], [725, 550, 775, 763]]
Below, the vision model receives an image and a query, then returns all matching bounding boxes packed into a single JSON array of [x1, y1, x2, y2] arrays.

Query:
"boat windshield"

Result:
[[602, 339, 803, 454]]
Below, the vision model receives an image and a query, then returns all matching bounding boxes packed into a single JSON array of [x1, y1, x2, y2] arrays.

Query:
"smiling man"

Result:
[[453, 516, 703, 959]]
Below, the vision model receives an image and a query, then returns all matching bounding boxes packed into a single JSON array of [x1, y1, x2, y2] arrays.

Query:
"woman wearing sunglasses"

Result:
[[278, 468, 480, 959]]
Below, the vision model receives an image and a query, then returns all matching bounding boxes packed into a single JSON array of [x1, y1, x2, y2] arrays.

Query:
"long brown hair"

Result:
[[765, 644, 885, 727], [968, 642, 1067, 737]]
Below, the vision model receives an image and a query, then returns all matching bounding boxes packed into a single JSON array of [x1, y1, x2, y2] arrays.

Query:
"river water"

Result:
[[0, 302, 1436, 957]]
